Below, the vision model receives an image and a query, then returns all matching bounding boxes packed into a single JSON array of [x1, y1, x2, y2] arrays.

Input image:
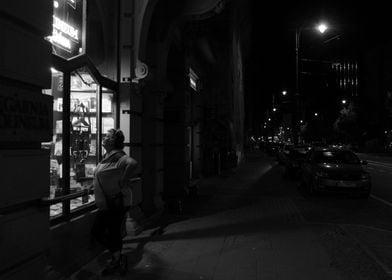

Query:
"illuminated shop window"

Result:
[[43, 66, 117, 219], [42, 68, 64, 217], [101, 88, 115, 155], [69, 68, 97, 210], [43, 0, 121, 221]]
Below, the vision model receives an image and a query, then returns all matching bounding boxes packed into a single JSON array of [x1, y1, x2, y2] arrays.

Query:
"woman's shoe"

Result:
[[101, 258, 121, 276]]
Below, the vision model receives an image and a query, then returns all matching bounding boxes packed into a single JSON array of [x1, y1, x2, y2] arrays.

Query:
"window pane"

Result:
[[101, 89, 115, 155], [42, 68, 64, 217], [70, 68, 97, 211]]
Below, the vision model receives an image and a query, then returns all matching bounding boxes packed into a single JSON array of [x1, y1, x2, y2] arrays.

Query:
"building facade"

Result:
[[0, 0, 250, 278]]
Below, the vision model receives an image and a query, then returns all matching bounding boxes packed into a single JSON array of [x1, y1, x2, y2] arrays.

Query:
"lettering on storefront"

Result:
[[0, 90, 53, 142], [50, 16, 79, 51], [47, 0, 85, 59]]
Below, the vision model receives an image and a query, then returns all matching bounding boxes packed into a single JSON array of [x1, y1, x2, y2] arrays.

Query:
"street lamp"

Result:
[[341, 99, 347, 105], [317, 23, 328, 34], [282, 90, 287, 96], [294, 22, 328, 143]]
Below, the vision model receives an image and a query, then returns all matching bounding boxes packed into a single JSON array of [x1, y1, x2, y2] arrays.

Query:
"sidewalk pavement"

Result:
[[356, 153, 392, 165], [69, 152, 391, 280]]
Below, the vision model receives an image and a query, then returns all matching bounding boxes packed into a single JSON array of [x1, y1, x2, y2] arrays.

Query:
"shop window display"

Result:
[[101, 90, 115, 154], [42, 67, 115, 217], [42, 68, 64, 217], [69, 69, 115, 211], [69, 68, 97, 210], [43, 0, 118, 220]]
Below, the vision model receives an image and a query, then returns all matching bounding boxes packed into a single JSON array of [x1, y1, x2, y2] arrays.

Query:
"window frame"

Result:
[[48, 54, 118, 225]]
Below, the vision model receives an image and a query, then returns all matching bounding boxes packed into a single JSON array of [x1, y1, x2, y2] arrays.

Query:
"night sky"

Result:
[[246, 0, 392, 131]]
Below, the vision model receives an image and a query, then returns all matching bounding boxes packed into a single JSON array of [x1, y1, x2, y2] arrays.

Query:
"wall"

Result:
[[0, 1, 53, 279], [47, 211, 100, 277]]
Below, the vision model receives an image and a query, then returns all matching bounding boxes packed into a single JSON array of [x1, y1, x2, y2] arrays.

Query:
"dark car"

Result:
[[265, 142, 281, 156], [300, 147, 371, 197], [277, 143, 294, 165], [284, 145, 311, 176]]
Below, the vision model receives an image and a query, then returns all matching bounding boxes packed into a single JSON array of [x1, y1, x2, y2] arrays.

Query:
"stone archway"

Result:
[[137, 0, 187, 216], [136, 0, 230, 215]]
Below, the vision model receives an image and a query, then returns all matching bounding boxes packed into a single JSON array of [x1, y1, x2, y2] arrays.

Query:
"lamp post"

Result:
[[293, 22, 328, 144]]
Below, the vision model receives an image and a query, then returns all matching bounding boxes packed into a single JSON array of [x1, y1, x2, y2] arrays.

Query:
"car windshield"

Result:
[[314, 150, 360, 164]]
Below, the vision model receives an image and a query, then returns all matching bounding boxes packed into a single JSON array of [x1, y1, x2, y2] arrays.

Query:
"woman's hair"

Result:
[[106, 128, 125, 149]]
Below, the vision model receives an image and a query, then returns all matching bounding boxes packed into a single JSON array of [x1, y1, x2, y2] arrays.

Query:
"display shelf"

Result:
[[55, 132, 98, 135], [70, 155, 96, 158], [70, 112, 113, 115]]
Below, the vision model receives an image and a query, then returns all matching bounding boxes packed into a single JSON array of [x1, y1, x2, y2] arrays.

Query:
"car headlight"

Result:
[[315, 171, 329, 178]]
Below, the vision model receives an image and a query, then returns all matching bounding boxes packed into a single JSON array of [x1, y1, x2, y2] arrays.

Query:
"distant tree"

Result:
[[333, 103, 360, 144], [300, 116, 332, 143]]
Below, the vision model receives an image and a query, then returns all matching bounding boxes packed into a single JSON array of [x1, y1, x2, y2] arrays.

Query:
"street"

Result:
[[357, 153, 392, 207], [71, 151, 392, 279], [271, 151, 392, 278]]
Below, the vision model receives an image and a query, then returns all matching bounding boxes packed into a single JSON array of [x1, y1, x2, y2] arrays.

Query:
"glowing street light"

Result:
[[314, 112, 318, 117], [294, 21, 328, 143], [273, 108, 277, 112], [341, 99, 347, 104], [282, 90, 287, 96], [317, 23, 328, 34]]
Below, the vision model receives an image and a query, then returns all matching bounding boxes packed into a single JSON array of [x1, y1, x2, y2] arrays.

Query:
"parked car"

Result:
[[310, 141, 328, 148], [277, 143, 294, 164], [284, 144, 311, 176], [300, 147, 371, 197], [265, 142, 281, 156]]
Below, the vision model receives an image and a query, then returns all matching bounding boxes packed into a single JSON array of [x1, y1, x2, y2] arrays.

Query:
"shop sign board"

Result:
[[46, 0, 86, 60], [0, 87, 53, 142], [189, 68, 199, 92]]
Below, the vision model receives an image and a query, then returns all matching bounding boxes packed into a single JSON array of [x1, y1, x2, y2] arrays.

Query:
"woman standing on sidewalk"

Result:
[[91, 128, 138, 276]]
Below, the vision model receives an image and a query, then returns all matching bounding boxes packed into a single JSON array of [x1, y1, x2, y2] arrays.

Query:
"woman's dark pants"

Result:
[[91, 207, 129, 253]]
